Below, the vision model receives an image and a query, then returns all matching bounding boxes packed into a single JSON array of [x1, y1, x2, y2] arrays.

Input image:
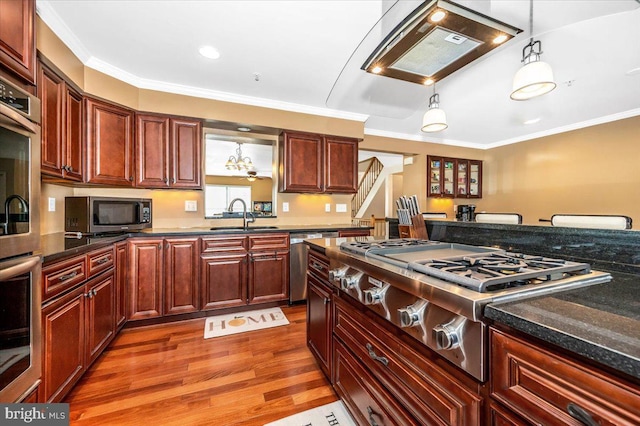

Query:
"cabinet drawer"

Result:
[[87, 246, 114, 278], [334, 339, 417, 426], [248, 233, 289, 251], [42, 255, 87, 302], [201, 236, 247, 253], [490, 328, 640, 426], [307, 249, 329, 281], [335, 296, 482, 426]]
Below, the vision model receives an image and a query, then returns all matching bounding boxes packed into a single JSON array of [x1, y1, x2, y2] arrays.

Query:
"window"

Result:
[[205, 184, 251, 217]]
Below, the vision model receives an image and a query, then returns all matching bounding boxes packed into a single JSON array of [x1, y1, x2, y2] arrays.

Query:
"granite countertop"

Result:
[[41, 224, 371, 263], [485, 272, 640, 381]]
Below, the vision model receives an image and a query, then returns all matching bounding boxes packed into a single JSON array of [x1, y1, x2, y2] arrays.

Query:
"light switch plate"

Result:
[[325, 203, 331, 212], [48, 197, 56, 212], [185, 200, 197, 212], [336, 204, 347, 213], [282, 202, 289, 212]]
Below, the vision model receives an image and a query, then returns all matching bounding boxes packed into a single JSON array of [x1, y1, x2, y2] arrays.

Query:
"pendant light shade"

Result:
[[510, 1, 556, 101], [421, 93, 448, 133]]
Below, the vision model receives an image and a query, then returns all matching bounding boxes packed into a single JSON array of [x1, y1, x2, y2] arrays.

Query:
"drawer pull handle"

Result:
[[323, 297, 329, 305], [96, 257, 110, 265], [366, 406, 380, 426], [311, 262, 324, 271], [567, 403, 599, 426], [59, 271, 78, 282], [365, 343, 389, 366]]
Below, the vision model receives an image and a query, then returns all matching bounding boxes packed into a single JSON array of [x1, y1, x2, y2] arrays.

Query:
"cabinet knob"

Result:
[[163, 178, 168, 183], [129, 176, 134, 182], [172, 178, 176, 184]]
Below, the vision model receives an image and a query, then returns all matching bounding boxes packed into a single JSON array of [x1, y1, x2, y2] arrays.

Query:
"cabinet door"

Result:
[[136, 114, 170, 188], [468, 160, 482, 198], [427, 156, 443, 197], [200, 253, 247, 310], [324, 136, 358, 193], [248, 251, 288, 304], [306, 273, 332, 378], [456, 160, 469, 197], [0, 0, 35, 83], [170, 118, 202, 188], [85, 97, 134, 186], [85, 271, 115, 365], [279, 131, 323, 193], [63, 87, 84, 181], [127, 239, 163, 320], [41, 285, 85, 403], [164, 237, 200, 315], [38, 62, 64, 178], [114, 241, 127, 329]]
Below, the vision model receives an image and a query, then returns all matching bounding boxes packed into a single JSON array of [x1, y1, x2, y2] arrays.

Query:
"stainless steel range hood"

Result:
[[362, 0, 521, 85]]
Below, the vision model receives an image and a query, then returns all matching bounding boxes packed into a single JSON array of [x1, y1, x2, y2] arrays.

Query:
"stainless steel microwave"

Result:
[[65, 196, 152, 234]]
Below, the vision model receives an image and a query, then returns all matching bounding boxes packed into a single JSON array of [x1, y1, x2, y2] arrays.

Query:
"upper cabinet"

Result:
[[136, 113, 202, 189], [279, 131, 358, 194], [427, 155, 482, 199], [38, 60, 83, 182], [85, 97, 135, 186], [0, 0, 36, 84]]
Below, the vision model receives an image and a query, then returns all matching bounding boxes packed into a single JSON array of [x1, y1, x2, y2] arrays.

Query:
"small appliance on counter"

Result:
[[65, 196, 152, 235], [456, 204, 476, 222]]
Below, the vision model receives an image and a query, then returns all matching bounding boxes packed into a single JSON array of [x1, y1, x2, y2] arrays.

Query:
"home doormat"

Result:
[[203, 307, 289, 339], [264, 401, 356, 426]]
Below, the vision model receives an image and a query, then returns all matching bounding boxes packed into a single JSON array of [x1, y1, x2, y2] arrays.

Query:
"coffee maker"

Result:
[[456, 204, 476, 221]]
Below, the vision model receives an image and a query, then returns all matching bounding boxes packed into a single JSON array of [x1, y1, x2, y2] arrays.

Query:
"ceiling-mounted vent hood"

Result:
[[363, 0, 522, 85]]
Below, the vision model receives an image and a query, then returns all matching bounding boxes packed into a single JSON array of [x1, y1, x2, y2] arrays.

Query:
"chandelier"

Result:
[[225, 143, 254, 171]]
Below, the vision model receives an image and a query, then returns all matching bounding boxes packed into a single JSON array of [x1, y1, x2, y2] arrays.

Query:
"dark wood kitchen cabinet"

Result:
[[135, 113, 202, 189], [306, 248, 332, 378], [85, 97, 135, 186], [279, 131, 358, 193], [490, 327, 640, 426], [127, 237, 200, 320], [38, 60, 83, 182], [427, 155, 482, 199], [127, 238, 163, 320], [0, 0, 36, 84], [201, 233, 289, 310], [164, 237, 200, 315], [40, 245, 116, 403], [114, 241, 127, 330]]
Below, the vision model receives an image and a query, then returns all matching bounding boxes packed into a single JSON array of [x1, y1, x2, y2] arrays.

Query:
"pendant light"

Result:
[[421, 85, 448, 133], [510, 0, 556, 100]]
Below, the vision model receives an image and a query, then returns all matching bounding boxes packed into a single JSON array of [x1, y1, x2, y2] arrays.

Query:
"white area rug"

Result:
[[204, 307, 289, 339], [264, 401, 356, 426]]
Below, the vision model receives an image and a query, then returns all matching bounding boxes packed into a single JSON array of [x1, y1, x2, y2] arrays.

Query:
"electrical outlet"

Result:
[[336, 204, 347, 213], [48, 197, 56, 212], [282, 202, 289, 212], [185, 200, 197, 212], [325, 203, 331, 212]]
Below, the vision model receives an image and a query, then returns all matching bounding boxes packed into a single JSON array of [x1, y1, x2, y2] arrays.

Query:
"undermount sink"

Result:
[[209, 226, 279, 231]]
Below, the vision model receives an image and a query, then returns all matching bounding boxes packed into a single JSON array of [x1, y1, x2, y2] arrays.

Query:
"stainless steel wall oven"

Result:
[[0, 75, 42, 402]]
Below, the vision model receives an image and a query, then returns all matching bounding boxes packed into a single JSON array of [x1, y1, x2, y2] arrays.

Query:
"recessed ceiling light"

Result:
[[493, 34, 507, 44], [237, 127, 251, 132], [626, 67, 640, 76], [372, 66, 383, 74], [199, 46, 220, 59], [423, 78, 435, 86], [430, 10, 446, 22], [524, 117, 541, 125]]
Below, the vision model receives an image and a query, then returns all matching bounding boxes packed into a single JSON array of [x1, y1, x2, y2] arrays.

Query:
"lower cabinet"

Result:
[[115, 241, 127, 329], [85, 272, 115, 365], [127, 237, 200, 320], [306, 249, 332, 378], [201, 252, 247, 310], [490, 327, 640, 426]]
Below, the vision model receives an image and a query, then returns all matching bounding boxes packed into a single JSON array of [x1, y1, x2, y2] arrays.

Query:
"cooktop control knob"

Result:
[[433, 317, 466, 350], [340, 272, 363, 290], [329, 266, 348, 282], [363, 283, 390, 305], [398, 300, 428, 328]]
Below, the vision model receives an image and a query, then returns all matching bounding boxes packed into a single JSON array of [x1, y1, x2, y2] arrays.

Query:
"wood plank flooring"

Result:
[[65, 305, 338, 425]]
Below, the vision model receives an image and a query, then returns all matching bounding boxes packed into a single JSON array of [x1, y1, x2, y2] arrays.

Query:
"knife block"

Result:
[[398, 215, 429, 240]]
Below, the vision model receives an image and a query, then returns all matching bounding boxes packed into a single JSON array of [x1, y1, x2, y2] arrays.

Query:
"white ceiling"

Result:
[[37, 0, 640, 149]]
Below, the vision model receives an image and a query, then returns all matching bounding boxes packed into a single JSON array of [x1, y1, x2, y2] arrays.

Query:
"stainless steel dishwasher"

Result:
[[289, 232, 338, 303]]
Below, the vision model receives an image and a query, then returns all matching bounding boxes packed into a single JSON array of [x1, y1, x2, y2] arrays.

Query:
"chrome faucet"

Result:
[[227, 198, 255, 230], [2, 194, 29, 235]]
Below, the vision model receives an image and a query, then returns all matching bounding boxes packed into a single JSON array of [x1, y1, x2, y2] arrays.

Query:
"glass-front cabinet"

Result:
[[427, 156, 482, 199]]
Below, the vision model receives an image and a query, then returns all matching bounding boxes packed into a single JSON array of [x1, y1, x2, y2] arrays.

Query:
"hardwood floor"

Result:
[[65, 305, 338, 425]]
